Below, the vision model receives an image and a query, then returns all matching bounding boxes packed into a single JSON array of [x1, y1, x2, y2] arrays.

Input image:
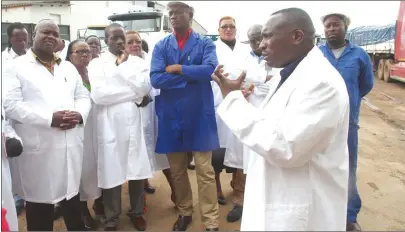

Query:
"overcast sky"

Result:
[[158, 1, 400, 40]]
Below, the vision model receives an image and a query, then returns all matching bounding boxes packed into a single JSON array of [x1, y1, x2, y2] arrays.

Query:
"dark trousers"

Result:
[[26, 194, 85, 231]]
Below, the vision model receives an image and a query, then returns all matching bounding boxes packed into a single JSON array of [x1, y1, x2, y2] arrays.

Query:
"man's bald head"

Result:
[[32, 19, 60, 55], [259, 7, 315, 68], [247, 24, 263, 56]]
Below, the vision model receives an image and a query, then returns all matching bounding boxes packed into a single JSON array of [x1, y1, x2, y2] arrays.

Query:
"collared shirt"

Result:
[[174, 28, 192, 51], [31, 50, 62, 75], [274, 55, 306, 93], [249, 50, 264, 64], [319, 40, 374, 125]]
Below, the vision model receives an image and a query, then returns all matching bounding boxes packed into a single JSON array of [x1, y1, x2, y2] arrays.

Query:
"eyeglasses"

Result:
[[127, 40, 142, 45], [220, 25, 236, 30], [72, 50, 90, 55]]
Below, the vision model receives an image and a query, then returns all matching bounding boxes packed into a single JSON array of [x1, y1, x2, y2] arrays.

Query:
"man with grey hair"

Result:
[[212, 7, 350, 230], [3, 19, 91, 231], [319, 12, 374, 232]]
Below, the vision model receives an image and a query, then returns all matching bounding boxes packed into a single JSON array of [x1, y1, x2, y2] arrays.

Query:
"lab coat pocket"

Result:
[[14, 124, 40, 152], [265, 204, 310, 231]]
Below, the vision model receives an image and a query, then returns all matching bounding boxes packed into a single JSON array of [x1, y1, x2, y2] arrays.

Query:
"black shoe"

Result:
[[172, 215, 192, 231], [218, 196, 227, 205], [82, 213, 97, 231], [206, 228, 219, 231], [187, 164, 196, 170], [144, 186, 156, 194], [227, 205, 243, 222], [347, 222, 361, 231]]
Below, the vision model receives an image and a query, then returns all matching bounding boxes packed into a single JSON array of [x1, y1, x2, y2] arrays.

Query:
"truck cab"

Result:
[[108, 9, 172, 53], [77, 25, 108, 52]]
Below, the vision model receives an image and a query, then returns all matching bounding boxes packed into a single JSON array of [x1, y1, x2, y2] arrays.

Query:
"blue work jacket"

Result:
[[319, 41, 374, 126], [150, 31, 220, 154]]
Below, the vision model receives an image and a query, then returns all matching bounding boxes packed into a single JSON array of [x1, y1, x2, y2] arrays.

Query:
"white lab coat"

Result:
[[79, 84, 101, 201], [137, 54, 169, 172], [2, 48, 23, 97], [225, 52, 275, 171], [88, 52, 153, 189], [212, 39, 250, 148], [1, 106, 20, 232], [140, 87, 170, 172], [3, 50, 92, 204], [217, 47, 349, 231]]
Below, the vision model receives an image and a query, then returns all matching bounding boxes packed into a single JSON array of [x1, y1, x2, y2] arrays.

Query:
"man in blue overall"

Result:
[[319, 13, 374, 231], [150, 1, 220, 231]]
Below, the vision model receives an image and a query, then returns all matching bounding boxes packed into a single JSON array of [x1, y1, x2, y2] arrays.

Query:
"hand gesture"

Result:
[[211, 64, 246, 98], [116, 50, 129, 65], [241, 84, 254, 102]]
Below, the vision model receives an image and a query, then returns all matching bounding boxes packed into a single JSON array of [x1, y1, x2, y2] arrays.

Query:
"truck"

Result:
[[107, 1, 208, 53], [345, 1, 405, 83], [77, 24, 108, 52]]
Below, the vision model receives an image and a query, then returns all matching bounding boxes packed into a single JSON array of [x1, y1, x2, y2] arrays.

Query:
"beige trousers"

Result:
[[167, 151, 219, 228], [232, 168, 246, 206]]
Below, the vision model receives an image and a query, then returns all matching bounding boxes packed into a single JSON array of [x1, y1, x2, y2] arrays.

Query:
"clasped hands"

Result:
[[211, 64, 254, 100], [51, 110, 83, 130]]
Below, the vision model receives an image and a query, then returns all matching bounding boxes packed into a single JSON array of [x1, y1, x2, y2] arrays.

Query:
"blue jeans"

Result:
[[347, 125, 361, 223]]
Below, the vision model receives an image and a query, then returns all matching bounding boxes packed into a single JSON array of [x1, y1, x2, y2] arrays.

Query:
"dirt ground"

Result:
[[16, 77, 405, 231]]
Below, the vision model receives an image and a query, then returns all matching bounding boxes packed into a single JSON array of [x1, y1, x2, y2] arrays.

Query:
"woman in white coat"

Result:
[[65, 39, 103, 230], [212, 16, 251, 222], [88, 23, 153, 231], [126, 31, 176, 205]]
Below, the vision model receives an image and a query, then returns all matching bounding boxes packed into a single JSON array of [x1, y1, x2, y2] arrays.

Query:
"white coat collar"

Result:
[[260, 45, 319, 108]]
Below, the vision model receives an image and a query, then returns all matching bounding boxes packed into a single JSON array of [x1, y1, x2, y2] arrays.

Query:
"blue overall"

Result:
[[150, 31, 220, 154], [319, 41, 374, 223]]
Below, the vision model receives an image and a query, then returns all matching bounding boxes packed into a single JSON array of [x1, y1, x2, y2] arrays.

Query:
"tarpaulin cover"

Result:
[[346, 24, 396, 46]]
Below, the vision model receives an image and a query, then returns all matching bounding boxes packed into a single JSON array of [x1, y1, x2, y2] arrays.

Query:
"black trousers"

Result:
[[26, 194, 85, 231]]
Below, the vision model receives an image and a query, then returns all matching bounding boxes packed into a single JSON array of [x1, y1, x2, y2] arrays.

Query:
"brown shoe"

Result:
[[346, 222, 361, 231], [172, 215, 192, 231], [131, 216, 146, 231]]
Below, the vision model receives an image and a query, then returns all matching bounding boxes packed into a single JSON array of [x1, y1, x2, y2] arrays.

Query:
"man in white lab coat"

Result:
[[88, 23, 153, 231], [212, 8, 350, 231], [1, 21, 28, 216], [3, 19, 91, 231]]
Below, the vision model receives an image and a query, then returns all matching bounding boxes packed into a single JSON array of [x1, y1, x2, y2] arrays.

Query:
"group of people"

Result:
[[1, 1, 374, 231]]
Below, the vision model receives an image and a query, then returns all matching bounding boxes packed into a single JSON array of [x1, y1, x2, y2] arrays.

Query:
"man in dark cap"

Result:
[[150, 1, 220, 231], [212, 7, 350, 231]]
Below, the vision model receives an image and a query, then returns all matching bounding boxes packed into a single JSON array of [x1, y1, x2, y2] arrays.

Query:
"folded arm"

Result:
[[217, 82, 346, 168], [150, 44, 189, 89], [88, 59, 138, 105], [3, 62, 53, 128], [116, 57, 152, 104], [181, 39, 218, 83]]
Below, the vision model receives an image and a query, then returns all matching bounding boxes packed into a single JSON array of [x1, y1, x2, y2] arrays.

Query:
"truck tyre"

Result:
[[383, 59, 394, 83], [377, 59, 385, 80]]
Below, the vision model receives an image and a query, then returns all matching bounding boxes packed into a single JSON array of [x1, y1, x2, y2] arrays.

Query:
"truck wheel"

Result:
[[383, 59, 394, 83], [377, 59, 385, 80]]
